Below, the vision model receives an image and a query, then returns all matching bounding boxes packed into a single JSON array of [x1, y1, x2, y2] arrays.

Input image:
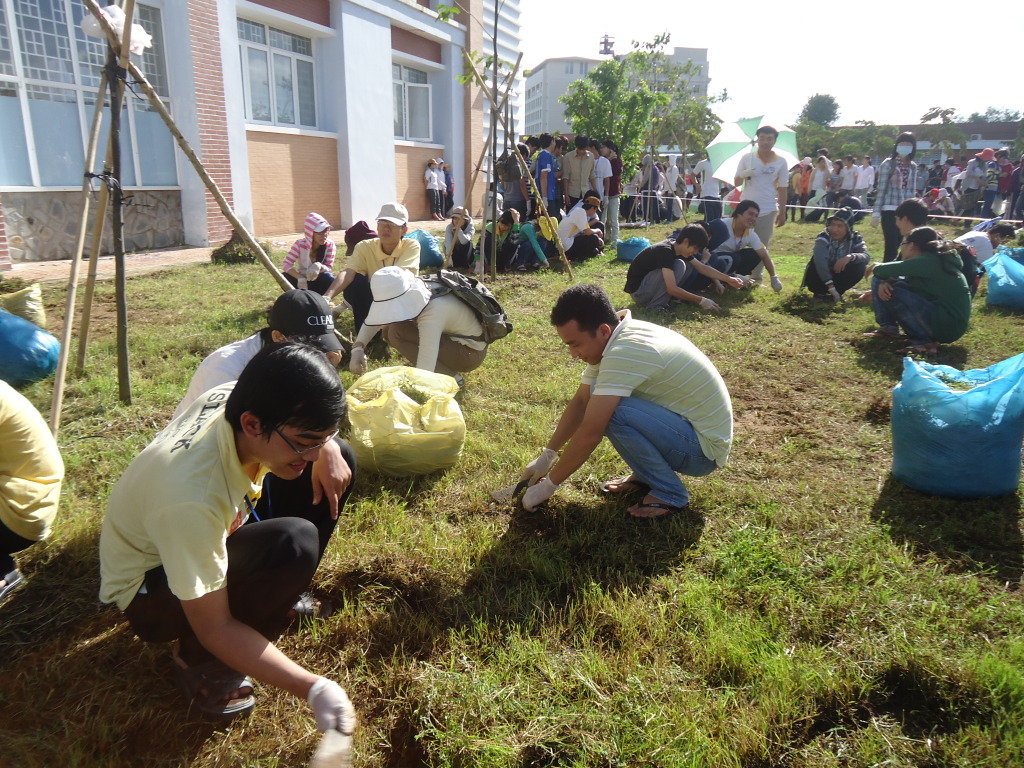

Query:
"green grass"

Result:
[[2, 217, 1024, 767]]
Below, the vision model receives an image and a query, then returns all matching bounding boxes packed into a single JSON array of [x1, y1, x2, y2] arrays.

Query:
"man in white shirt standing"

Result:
[[692, 151, 723, 221], [734, 126, 789, 282], [853, 156, 875, 200], [591, 139, 613, 211]]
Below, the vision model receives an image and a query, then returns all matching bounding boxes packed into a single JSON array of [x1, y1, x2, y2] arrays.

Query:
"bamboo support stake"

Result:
[[48, 70, 108, 433], [110, 0, 137, 405], [463, 53, 573, 278], [82, 0, 290, 292]]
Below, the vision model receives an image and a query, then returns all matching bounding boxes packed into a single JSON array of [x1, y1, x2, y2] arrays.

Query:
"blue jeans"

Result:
[[871, 277, 935, 345], [603, 396, 718, 507]]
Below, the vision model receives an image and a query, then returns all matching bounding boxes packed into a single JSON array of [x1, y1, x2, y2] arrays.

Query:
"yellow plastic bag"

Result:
[[0, 283, 46, 328], [346, 365, 465, 476]]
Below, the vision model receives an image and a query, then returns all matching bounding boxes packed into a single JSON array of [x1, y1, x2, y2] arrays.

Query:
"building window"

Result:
[[0, 0, 176, 188], [580, 63, 588, 74], [564, 62, 573, 74], [392, 62, 431, 142], [237, 18, 316, 128]]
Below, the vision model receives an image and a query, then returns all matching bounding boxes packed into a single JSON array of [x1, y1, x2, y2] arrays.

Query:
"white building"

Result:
[[523, 56, 600, 135], [481, 0, 523, 151], [1, 0, 521, 267], [523, 47, 709, 137]]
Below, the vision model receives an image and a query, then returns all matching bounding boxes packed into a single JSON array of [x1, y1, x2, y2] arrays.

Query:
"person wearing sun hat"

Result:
[[802, 207, 870, 303], [324, 202, 420, 333], [348, 266, 487, 381]]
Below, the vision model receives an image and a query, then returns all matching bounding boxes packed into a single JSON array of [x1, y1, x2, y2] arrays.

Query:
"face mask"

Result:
[[896, 144, 913, 157]]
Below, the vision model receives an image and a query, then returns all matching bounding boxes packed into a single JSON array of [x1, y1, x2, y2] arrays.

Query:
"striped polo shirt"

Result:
[[581, 311, 732, 466]]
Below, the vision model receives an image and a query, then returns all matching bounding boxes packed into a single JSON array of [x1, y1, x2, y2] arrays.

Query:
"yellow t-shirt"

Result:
[[0, 381, 64, 541], [99, 384, 267, 610], [348, 237, 420, 277]]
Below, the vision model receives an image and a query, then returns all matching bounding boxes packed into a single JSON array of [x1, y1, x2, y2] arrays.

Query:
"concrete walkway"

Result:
[[3, 219, 447, 285]]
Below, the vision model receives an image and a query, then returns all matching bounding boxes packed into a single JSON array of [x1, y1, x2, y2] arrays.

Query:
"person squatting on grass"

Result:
[[802, 207, 870, 302], [100, 345, 358, 727], [518, 284, 732, 519], [0, 381, 64, 604], [349, 266, 487, 382], [172, 289, 355, 621], [622, 223, 743, 313], [864, 227, 972, 356], [281, 212, 336, 295], [704, 200, 785, 292]]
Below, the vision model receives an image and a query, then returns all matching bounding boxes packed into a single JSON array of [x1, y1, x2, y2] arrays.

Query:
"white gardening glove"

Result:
[[306, 263, 323, 282], [870, 216, 880, 228], [698, 297, 722, 312], [770, 275, 783, 292], [522, 476, 560, 511], [827, 285, 843, 303], [520, 448, 558, 486], [308, 677, 357, 735], [349, 345, 367, 375]]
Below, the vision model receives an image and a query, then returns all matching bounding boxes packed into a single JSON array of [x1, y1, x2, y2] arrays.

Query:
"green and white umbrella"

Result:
[[707, 116, 799, 184]]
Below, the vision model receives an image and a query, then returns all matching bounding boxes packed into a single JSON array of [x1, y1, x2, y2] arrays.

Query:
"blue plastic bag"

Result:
[[982, 246, 1024, 309], [405, 229, 443, 269], [616, 237, 651, 263], [891, 353, 1024, 498], [0, 308, 60, 387]]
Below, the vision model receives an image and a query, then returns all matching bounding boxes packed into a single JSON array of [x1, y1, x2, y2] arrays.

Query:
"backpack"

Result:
[[425, 269, 513, 343], [952, 241, 985, 297], [495, 150, 523, 183]]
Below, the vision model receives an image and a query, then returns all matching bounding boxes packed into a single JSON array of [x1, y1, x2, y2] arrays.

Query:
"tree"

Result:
[[961, 107, 1022, 123], [798, 94, 840, 127], [560, 34, 723, 176], [918, 106, 968, 159], [560, 57, 664, 175]]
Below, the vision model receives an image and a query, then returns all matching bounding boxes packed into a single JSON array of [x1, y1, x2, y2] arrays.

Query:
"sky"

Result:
[[516, 0, 1023, 128]]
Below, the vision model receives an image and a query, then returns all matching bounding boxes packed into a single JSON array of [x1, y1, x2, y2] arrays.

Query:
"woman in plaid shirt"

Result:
[[871, 132, 918, 262]]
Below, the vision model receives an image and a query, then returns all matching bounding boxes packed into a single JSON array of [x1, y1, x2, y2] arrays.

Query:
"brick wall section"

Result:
[[187, 0, 235, 245], [391, 26, 442, 63], [247, 132, 341, 235], [395, 147, 442, 221], [0, 196, 9, 271], [247, 0, 329, 26]]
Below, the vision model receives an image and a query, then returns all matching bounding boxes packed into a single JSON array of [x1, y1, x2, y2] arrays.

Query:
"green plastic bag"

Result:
[[346, 366, 465, 476]]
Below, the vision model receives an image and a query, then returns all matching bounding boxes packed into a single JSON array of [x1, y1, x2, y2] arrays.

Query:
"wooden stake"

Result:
[[48, 70, 108, 433]]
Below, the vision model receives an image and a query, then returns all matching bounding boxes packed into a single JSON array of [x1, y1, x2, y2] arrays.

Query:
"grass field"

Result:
[[2, 216, 1023, 768]]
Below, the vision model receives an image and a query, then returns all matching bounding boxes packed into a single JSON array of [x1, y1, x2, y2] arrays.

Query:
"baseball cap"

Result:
[[313, 220, 330, 233], [977, 148, 995, 162], [268, 290, 342, 353], [375, 202, 409, 226], [449, 206, 468, 219]]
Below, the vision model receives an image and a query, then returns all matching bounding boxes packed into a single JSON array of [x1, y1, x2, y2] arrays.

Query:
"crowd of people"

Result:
[[4, 121, 1022, 753]]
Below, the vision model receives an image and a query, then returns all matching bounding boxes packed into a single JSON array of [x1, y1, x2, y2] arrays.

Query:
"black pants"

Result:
[[450, 240, 474, 271], [343, 273, 372, 333], [284, 271, 334, 296], [565, 233, 603, 262], [730, 248, 763, 276], [881, 210, 901, 262], [480, 231, 519, 272], [699, 196, 722, 221], [802, 258, 868, 296], [123, 439, 356, 660], [1, 519, 35, 575]]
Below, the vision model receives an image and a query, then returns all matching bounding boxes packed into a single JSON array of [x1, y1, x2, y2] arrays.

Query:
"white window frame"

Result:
[[0, 0, 176, 190], [392, 59, 434, 143], [237, 17, 317, 129]]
